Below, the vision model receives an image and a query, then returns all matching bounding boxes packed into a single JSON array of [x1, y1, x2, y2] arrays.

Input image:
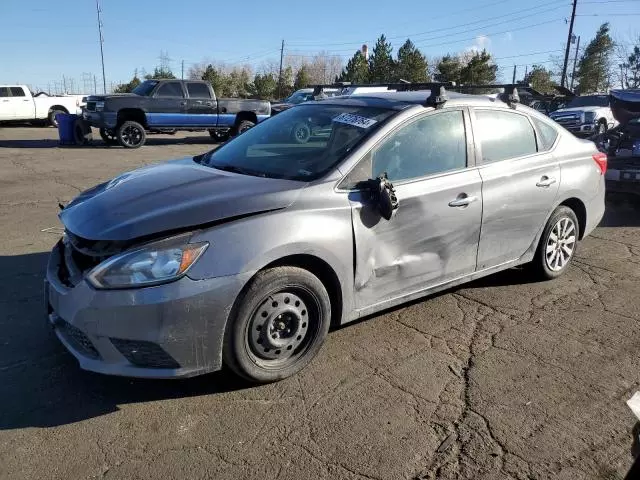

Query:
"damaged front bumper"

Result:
[[45, 240, 250, 378]]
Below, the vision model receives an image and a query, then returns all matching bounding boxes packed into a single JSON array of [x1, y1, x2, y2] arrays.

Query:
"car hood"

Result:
[[551, 106, 601, 115], [59, 158, 304, 241]]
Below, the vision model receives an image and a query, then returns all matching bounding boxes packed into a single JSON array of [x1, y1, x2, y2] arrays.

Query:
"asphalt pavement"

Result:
[[1, 126, 639, 480]]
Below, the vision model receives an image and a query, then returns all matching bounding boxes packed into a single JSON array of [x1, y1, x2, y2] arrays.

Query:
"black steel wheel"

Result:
[[117, 120, 146, 149], [235, 119, 255, 136], [223, 266, 331, 383], [99, 128, 118, 145]]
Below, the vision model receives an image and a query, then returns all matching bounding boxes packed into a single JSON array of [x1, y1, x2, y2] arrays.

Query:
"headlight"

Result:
[[95, 101, 105, 111], [87, 237, 208, 289], [584, 112, 596, 123]]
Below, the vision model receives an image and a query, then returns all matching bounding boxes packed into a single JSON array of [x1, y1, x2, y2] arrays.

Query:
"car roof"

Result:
[[316, 89, 518, 111]]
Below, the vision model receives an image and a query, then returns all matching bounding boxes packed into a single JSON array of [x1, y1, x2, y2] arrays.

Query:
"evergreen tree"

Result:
[[294, 65, 312, 90], [395, 39, 429, 82], [201, 64, 228, 96], [113, 72, 141, 93], [277, 66, 295, 99], [435, 55, 463, 83], [576, 23, 615, 93], [369, 35, 394, 83], [623, 44, 640, 88], [145, 66, 176, 80], [338, 51, 370, 83], [523, 65, 556, 93], [251, 73, 278, 99], [460, 50, 497, 85]]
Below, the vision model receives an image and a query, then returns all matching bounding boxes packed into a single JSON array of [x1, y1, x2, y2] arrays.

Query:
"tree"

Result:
[[201, 64, 229, 96], [624, 44, 640, 88], [576, 23, 615, 93], [113, 72, 141, 93], [145, 66, 176, 80], [459, 50, 497, 85], [395, 39, 429, 82], [435, 54, 463, 83], [277, 65, 294, 99], [294, 65, 312, 90], [251, 73, 277, 99], [523, 64, 556, 93], [338, 50, 370, 83], [369, 34, 394, 83], [228, 67, 252, 97]]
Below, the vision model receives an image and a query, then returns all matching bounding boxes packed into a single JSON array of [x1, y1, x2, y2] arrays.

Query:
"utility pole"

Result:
[[561, 0, 578, 88], [278, 39, 284, 98], [62, 75, 67, 93], [512, 64, 517, 84], [96, 0, 107, 94], [181, 60, 184, 80], [570, 35, 581, 91], [93, 75, 97, 93]]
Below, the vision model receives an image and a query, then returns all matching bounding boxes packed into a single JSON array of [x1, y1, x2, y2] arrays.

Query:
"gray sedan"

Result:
[[45, 89, 606, 383]]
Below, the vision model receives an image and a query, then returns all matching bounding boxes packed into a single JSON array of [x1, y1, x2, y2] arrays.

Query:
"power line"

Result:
[[576, 12, 640, 15], [287, 0, 569, 48]]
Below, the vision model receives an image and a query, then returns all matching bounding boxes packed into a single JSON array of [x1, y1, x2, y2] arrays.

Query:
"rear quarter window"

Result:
[[532, 117, 559, 151]]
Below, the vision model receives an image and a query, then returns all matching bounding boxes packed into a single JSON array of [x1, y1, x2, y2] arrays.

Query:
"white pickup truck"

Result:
[[0, 85, 85, 127]]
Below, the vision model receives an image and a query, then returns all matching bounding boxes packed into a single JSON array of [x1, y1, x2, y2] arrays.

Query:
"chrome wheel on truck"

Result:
[[223, 266, 331, 383]]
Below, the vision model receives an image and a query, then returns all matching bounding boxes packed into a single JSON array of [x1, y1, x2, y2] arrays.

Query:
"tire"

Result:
[[73, 120, 92, 145], [532, 206, 580, 280], [209, 129, 229, 143], [234, 119, 255, 136], [48, 109, 65, 127], [223, 266, 331, 383], [116, 120, 146, 148], [291, 122, 311, 144], [99, 128, 118, 145]]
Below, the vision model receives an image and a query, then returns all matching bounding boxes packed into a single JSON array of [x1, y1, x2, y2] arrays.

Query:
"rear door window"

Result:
[[155, 82, 185, 98], [9, 87, 25, 97], [0, 87, 10, 97], [186, 82, 212, 98], [474, 109, 538, 163]]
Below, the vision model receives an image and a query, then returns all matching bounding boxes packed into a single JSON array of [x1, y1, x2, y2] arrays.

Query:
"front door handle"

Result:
[[448, 194, 478, 207], [23, 99, 30, 102], [536, 176, 557, 187]]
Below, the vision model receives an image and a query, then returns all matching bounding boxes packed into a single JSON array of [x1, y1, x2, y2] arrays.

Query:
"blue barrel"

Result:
[[56, 113, 78, 145]]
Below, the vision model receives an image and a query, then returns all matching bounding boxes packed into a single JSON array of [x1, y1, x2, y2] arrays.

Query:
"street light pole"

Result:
[[96, 0, 107, 94]]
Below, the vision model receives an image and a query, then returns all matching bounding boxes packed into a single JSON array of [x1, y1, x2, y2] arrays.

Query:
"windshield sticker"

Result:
[[332, 113, 378, 129]]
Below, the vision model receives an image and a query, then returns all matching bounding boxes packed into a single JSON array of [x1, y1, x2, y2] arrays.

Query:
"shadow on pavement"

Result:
[[0, 251, 250, 431], [0, 136, 218, 149], [602, 194, 640, 227]]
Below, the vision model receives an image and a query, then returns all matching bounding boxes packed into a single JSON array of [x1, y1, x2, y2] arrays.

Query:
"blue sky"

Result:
[[0, 0, 638, 93]]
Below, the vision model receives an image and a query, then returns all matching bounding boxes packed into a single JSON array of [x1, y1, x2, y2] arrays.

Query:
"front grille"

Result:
[[86, 102, 96, 112], [58, 320, 100, 359], [552, 114, 581, 127], [111, 339, 181, 369]]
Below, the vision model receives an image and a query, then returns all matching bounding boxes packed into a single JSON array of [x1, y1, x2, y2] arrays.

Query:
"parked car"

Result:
[[0, 85, 84, 127], [270, 87, 342, 116], [46, 85, 605, 383], [595, 89, 640, 197], [82, 79, 271, 148], [549, 94, 617, 136]]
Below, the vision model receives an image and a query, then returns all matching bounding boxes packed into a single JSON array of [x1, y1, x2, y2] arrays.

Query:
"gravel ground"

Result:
[[1, 126, 639, 480]]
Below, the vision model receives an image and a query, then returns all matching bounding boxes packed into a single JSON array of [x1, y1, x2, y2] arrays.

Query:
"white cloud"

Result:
[[466, 35, 491, 53]]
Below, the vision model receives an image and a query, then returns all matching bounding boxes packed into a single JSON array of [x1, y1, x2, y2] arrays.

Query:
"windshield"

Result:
[[566, 95, 609, 108], [200, 104, 396, 181], [284, 91, 313, 104], [132, 80, 159, 96]]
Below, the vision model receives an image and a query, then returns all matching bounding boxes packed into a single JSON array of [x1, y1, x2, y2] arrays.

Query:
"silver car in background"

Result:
[[45, 88, 606, 383]]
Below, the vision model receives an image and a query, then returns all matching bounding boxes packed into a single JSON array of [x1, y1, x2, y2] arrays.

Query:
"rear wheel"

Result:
[[48, 109, 65, 127], [99, 128, 118, 145], [234, 119, 255, 136], [291, 122, 311, 144], [223, 266, 331, 383], [117, 120, 146, 148], [532, 206, 579, 280]]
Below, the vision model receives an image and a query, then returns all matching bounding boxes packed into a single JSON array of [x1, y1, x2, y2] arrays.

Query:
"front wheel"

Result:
[[223, 266, 331, 383], [532, 206, 580, 280], [117, 120, 146, 148], [99, 128, 118, 145]]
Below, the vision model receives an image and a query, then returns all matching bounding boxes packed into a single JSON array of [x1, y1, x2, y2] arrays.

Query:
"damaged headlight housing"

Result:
[[87, 235, 208, 289]]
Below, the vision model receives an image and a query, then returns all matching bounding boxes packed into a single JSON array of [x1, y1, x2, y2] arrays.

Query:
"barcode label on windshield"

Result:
[[333, 113, 378, 129]]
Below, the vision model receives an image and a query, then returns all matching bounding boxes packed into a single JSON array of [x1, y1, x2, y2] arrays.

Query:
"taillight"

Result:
[[592, 152, 607, 175]]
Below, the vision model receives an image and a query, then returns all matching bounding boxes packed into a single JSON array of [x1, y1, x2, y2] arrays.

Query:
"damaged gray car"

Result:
[[46, 85, 606, 383]]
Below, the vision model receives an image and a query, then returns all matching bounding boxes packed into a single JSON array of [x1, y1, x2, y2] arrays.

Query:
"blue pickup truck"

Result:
[[83, 79, 271, 148]]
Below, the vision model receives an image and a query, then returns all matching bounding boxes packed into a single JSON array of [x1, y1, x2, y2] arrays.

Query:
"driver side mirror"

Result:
[[359, 172, 399, 221]]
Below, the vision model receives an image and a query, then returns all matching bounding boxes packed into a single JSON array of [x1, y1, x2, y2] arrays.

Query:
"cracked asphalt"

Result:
[[1, 126, 640, 480]]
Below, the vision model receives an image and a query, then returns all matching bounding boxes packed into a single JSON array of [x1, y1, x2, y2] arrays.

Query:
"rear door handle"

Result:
[[536, 176, 557, 187], [23, 99, 30, 102], [448, 194, 478, 207]]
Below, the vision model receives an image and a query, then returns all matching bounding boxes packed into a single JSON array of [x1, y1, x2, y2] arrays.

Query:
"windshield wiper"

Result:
[[213, 164, 267, 177]]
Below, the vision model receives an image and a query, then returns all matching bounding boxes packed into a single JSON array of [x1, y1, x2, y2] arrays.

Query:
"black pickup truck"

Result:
[[83, 79, 271, 148]]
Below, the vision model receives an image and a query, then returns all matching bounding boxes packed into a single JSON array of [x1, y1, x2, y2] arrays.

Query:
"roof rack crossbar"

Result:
[[454, 83, 523, 108]]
